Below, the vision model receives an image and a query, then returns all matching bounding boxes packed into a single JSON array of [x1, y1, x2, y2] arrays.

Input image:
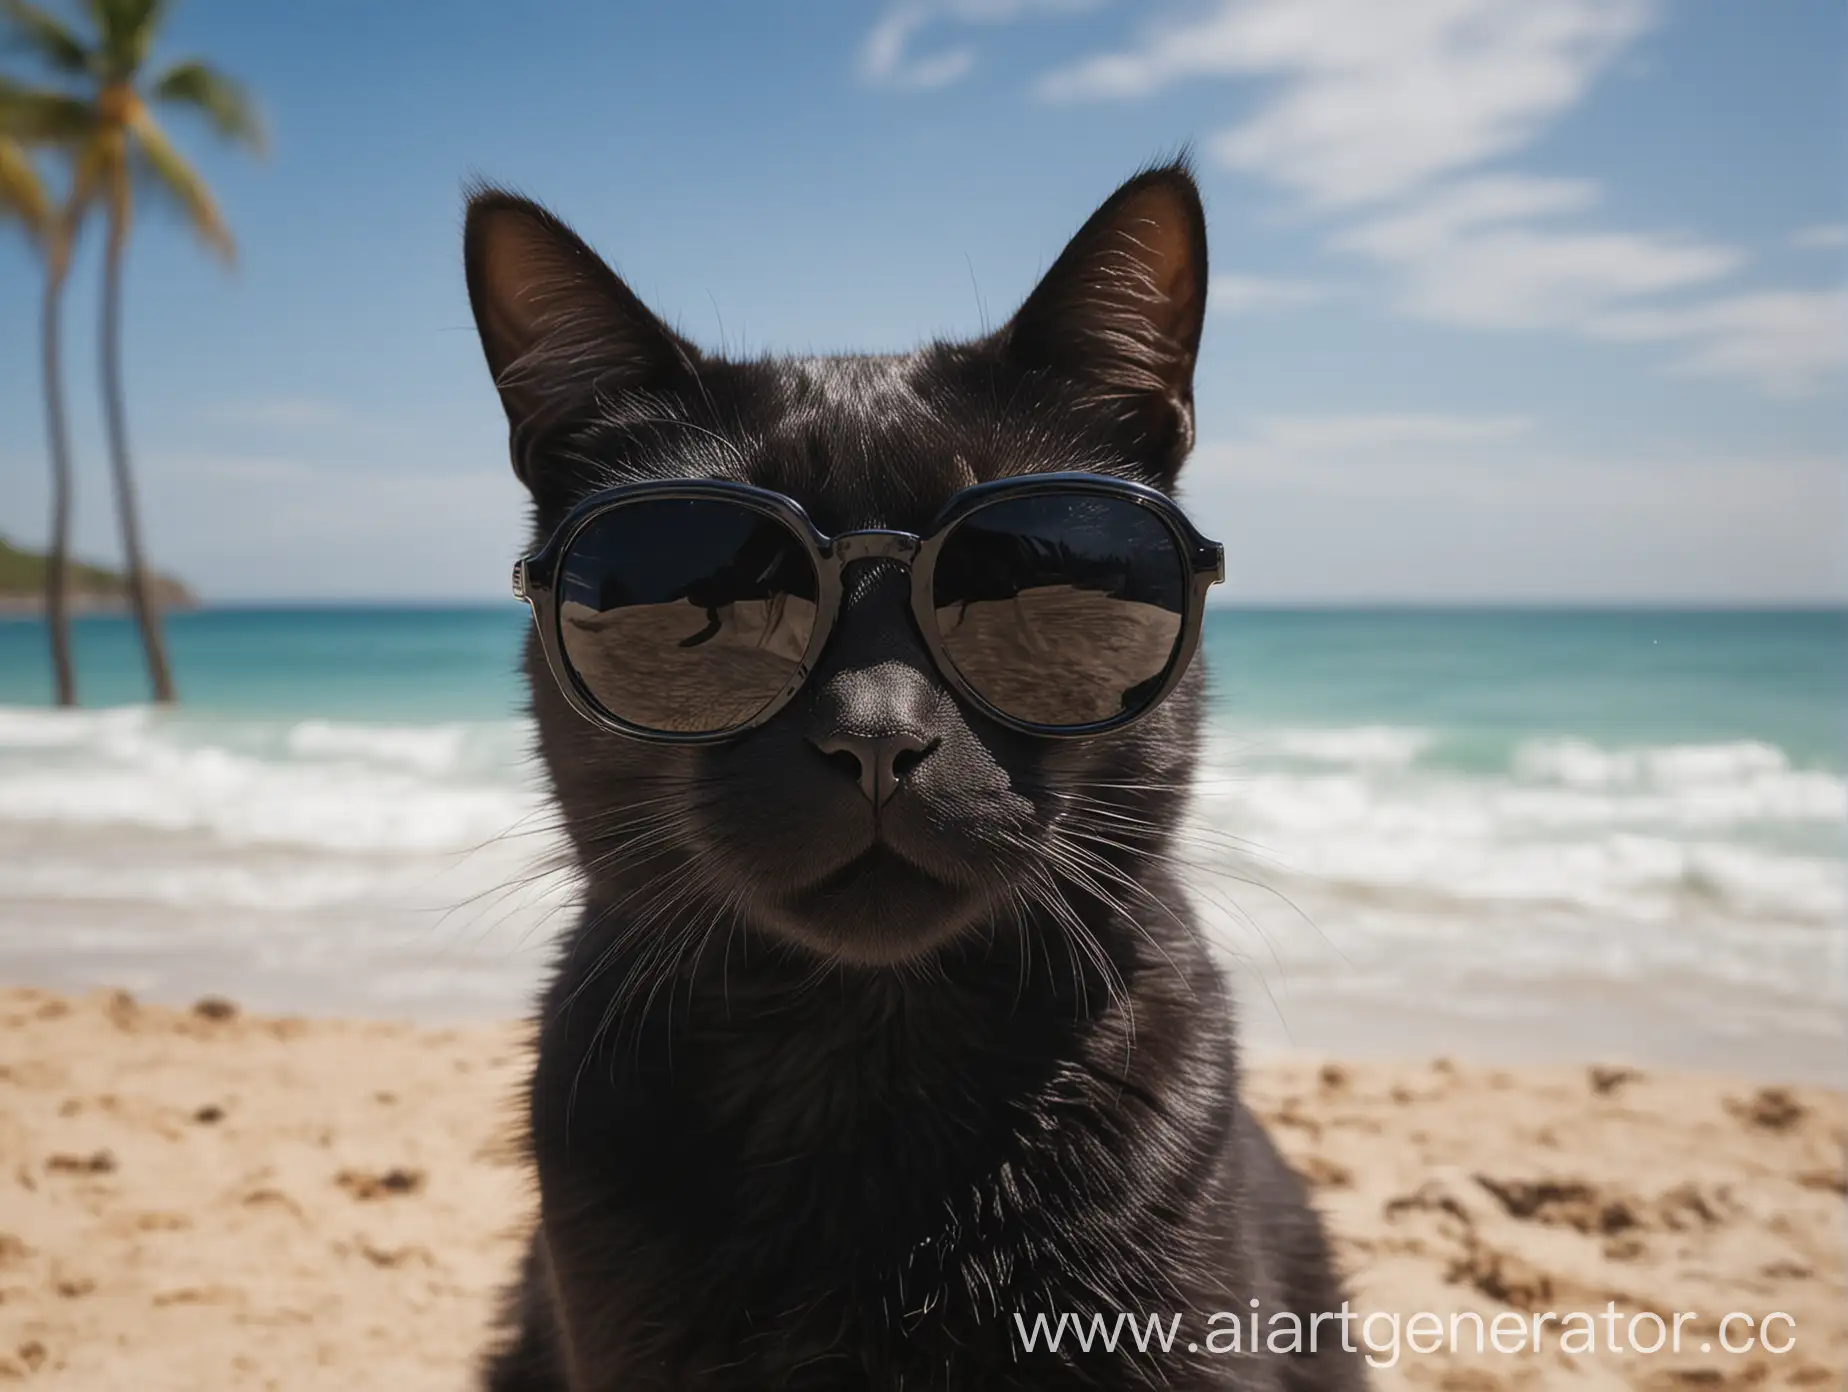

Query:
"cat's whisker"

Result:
[[1060, 821, 1356, 1040], [562, 857, 734, 1119], [556, 851, 709, 1022], [1049, 789, 1281, 864], [1036, 829, 1199, 1000], [1059, 815, 1336, 989], [1011, 852, 1133, 1038]]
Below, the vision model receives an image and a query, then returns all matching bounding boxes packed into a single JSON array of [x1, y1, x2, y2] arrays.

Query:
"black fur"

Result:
[[466, 162, 1366, 1391]]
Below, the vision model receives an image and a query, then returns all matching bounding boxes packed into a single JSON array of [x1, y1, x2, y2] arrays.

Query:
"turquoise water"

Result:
[[0, 607, 529, 721], [0, 606, 1842, 1076], [1211, 609, 1843, 769], [4, 606, 1840, 760]]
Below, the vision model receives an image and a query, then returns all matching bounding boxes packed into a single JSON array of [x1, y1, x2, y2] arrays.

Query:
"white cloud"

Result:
[[861, 7, 973, 90], [1334, 184, 1838, 393], [1034, 2, 1840, 397], [1591, 290, 1848, 397], [1791, 223, 1848, 251], [1039, 0, 1655, 207], [860, 0, 1099, 91], [1211, 274, 1331, 315], [881, 0, 1833, 398], [1337, 176, 1740, 331], [1336, 174, 1596, 250]]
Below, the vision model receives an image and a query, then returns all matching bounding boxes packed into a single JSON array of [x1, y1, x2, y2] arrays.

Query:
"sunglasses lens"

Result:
[[557, 499, 818, 734], [931, 492, 1188, 728]]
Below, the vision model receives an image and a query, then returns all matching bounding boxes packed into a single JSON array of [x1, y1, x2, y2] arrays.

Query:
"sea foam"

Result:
[[1188, 727, 1845, 929], [0, 706, 540, 854], [0, 705, 1839, 1036]]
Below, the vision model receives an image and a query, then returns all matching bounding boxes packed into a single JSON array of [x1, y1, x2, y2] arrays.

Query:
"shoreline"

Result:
[[0, 986, 1841, 1388]]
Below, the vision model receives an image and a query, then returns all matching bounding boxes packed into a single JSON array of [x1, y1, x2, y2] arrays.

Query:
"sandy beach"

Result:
[[0, 987, 1840, 1389]]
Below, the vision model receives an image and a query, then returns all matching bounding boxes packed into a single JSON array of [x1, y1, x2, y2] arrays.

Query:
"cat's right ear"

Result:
[[464, 188, 698, 488], [993, 162, 1208, 486]]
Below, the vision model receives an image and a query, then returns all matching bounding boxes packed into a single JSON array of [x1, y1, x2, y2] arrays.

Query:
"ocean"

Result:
[[1, 607, 1841, 1080]]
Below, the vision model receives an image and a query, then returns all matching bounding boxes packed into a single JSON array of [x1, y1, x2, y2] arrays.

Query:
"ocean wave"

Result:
[[1517, 736, 1812, 789], [0, 706, 542, 854], [5, 855, 430, 913], [1506, 739, 1844, 823], [283, 719, 476, 775], [1255, 725, 1434, 767], [1190, 729, 1844, 927], [2, 708, 1840, 933], [0, 704, 149, 749], [3, 840, 577, 915], [1185, 805, 1842, 925]]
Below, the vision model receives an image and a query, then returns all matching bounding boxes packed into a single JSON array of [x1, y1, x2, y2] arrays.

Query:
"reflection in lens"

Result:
[[932, 493, 1186, 727], [558, 498, 818, 733]]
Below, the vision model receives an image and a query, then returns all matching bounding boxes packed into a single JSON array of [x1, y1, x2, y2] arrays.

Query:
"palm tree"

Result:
[[0, 111, 78, 705], [2, 0, 263, 704]]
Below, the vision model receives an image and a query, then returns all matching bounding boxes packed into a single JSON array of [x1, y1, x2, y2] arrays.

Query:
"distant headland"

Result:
[[0, 536, 197, 617]]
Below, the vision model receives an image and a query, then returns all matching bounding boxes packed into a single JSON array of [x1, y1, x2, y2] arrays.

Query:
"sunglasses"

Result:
[[512, 472, 1224, 743]]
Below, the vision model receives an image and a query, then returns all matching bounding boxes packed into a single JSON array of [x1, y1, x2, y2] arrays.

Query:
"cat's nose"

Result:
[[797, 580, 949, 810], [811, 729, 938, 810]]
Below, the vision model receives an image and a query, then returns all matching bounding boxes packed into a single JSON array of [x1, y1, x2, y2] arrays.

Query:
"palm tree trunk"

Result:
[[99, 200, 176, 703], [40, 247, 78, 707]]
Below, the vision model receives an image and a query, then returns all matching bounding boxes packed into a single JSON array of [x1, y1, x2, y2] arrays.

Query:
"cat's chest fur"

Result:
[[524, 905, 1266, 1390]]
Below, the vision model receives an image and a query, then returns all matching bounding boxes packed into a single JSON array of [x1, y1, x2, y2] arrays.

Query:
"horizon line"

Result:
[[5, 597, 1845, 617]]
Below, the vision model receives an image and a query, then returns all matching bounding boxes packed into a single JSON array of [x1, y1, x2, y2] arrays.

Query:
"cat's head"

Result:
[[465, 164, 1210, 968]]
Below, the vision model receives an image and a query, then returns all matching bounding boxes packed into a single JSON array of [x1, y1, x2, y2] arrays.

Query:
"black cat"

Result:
[[466, 161, 1366, 1391]]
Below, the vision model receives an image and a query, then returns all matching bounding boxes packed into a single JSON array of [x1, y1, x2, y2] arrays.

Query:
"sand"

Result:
[[0, 988, 1841, 1390]]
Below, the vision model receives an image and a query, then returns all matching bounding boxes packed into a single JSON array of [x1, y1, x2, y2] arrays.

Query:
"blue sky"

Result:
[[0, 0, 1841, 602]]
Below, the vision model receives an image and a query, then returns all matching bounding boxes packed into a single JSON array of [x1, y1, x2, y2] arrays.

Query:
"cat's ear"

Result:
[[464, 187, 698, 486], [997, 162, 1208, 483]]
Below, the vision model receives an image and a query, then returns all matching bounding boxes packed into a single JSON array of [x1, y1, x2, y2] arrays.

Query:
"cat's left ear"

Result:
[[997, 162, 1208, 484], [464, 186, 700, 495]]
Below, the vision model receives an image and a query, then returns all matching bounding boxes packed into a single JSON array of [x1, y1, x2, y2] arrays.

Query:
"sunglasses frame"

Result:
[[513, 471, 1225, 744]]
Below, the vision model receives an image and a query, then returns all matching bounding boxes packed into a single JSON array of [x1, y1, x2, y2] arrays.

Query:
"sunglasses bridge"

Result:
[[828, 530, 922, 567]]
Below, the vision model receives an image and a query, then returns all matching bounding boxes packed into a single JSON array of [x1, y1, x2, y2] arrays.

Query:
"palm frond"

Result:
[[127, 107, 231, 260], [0, 76, 95, 142], [96, 0, 167, 78], [149, 58, 264, 153], [0, 133, 50, 236], [1, 0, 94, 78]]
